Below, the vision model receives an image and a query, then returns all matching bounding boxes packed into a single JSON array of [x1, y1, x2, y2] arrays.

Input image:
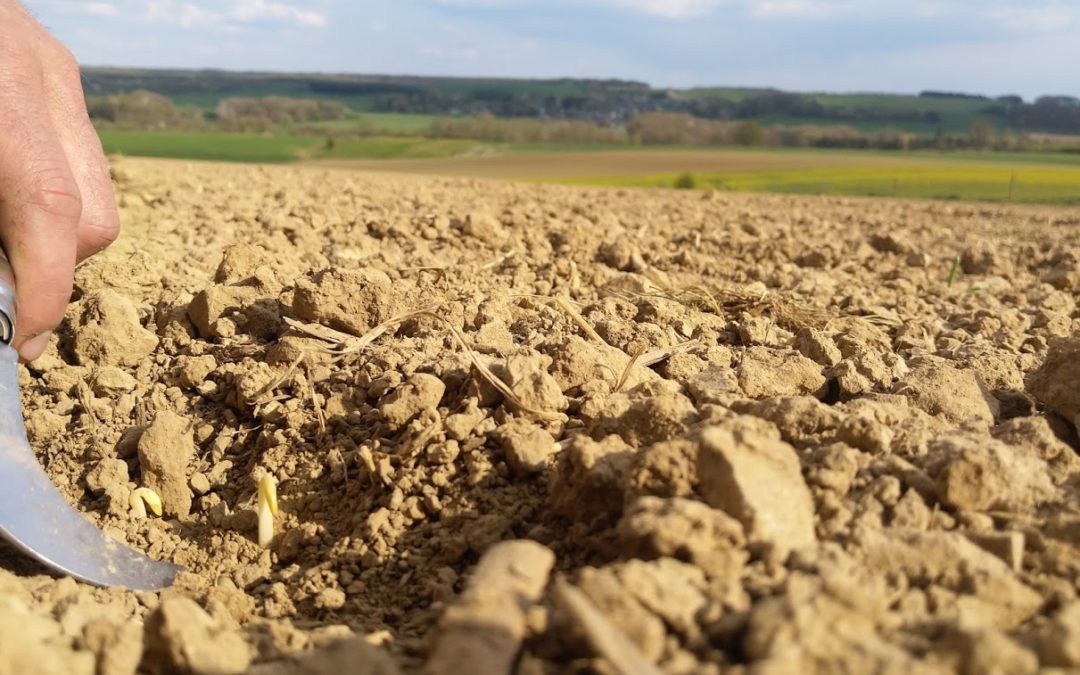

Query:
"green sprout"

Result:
[[947, 255, 961, 288]]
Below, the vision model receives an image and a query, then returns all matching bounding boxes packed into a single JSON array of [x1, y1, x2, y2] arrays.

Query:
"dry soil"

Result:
[[3, 157, 1080, 675]]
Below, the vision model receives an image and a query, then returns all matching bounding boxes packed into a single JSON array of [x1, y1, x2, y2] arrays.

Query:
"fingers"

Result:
[[41, 45, 120, 262], [0, 60, 81, 361]]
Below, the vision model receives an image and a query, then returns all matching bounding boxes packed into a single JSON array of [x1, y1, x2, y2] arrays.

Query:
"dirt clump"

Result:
[[378, 373, 445, 428], [893, 358, 999, 424], [5, 157, 1080, 674], [291, 268, 401, 336], [737, 346, 827, 399], [1026, 336, 1080, 429], [144, 595, 252, 675], [697, 422, 816, 555], [72, 290, 159, 367], [136, 411, 196, 518]]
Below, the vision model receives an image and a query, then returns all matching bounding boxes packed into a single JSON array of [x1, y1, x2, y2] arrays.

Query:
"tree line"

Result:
[[85, 90, 1053, 153], [431, 113, 1034, 151], [86, 90, 348, 131]]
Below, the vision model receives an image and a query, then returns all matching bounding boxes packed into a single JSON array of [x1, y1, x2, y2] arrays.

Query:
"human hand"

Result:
[[0, 1, 120, 360]]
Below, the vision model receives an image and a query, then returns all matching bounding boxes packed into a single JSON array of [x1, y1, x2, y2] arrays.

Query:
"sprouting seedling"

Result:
[[129, 487, 163, 519], [257, 473, 279, 548], [947, 255, 961, 288]]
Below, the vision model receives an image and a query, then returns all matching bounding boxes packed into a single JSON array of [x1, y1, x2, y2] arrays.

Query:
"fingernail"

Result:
[[18, 331, 53, 362]]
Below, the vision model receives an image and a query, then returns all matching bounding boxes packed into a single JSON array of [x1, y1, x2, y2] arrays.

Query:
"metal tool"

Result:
[[0, 252, 180, 590]]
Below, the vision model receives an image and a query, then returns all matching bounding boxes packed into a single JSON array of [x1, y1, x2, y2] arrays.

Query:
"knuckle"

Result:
[[82, 207, 121, 251], [23, 165, 82, 223], [49, 45, 82, 87]]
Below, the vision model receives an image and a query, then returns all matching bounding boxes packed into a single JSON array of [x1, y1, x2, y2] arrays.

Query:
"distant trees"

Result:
[[86, 92, 352, 132], [428, 114, 626, 144], [981, 95, 1080, 134], [85, 89, 204, 130], [627, 113, 736, 145], [215, 97, 348, 131], [918, 90, 990, 101], [968, 118, 996, 149], [733, 120, 765, 146], [77, 66, 1080, 135], [84, 86, 1048, 154]]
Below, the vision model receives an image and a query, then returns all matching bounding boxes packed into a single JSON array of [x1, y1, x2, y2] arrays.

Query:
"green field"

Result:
[[97, 130, 319, 162], [294, 113, 438, 134], [574, 164, 1080, 204], [97, 128, 1080, 205], [97, 130, 481, 162]]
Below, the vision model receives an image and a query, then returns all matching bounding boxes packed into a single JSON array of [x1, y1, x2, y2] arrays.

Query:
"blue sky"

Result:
[[24, 0, 1080, 99]]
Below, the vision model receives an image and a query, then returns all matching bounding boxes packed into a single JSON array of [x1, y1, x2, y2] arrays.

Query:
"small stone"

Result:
[[177, 356, 218, 390], [444, 400, 485, 441], [313, 588, 347, 611], [379, 373, 445, 428], [92, 367, 137, 396], [86, 458, 129, 495], [189, 473, 211, 496], [495, 420, 558, 475]]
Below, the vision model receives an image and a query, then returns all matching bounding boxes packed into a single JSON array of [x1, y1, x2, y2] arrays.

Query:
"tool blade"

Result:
[[0, 347, 180, 590]]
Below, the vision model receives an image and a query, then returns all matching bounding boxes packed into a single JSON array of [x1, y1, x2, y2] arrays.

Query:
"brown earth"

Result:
[[3, 156, 1080, 674]]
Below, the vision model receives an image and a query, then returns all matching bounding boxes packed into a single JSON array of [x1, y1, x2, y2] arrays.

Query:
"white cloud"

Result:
[[747, 0, 860, 18], [133, 0, 327, 29], [420, 44, 481, 59], [81, 2, 118, 15], [31, 0, 119, 15], [560, 0, 1080, 26], [229, 0, 327, 28], [985, 5, 1074, 31], [606, 0, 724, 19]]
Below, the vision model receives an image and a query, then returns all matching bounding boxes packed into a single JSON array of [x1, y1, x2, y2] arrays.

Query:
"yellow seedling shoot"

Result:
[[129, 487, 163, 519], [257, 473, 279, 548]]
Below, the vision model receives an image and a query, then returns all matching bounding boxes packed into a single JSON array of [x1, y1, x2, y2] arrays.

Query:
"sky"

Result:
[[23, 0, 1080, 99]]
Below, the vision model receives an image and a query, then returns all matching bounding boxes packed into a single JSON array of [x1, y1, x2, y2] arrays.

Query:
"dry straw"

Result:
[[285, 310, 565, 421]]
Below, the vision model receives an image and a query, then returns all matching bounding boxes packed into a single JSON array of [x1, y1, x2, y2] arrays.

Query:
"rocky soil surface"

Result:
[[2, 157, 1079, 674]]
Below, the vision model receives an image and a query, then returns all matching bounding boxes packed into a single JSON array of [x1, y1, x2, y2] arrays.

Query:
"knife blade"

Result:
[[0, 252, 180, 590]]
